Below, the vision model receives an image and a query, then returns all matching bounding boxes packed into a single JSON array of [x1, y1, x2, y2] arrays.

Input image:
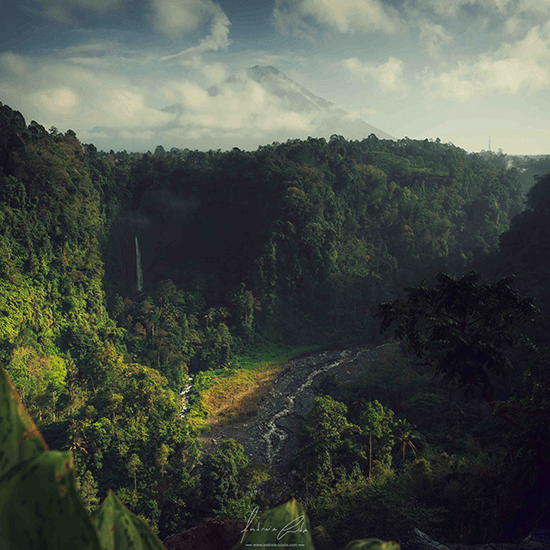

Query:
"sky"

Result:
[[1, 0, 549, 155]]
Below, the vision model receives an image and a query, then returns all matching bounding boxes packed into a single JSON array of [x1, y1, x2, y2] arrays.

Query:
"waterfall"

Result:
[[135, 236, 143, 292], [179, 376, 193, 418]]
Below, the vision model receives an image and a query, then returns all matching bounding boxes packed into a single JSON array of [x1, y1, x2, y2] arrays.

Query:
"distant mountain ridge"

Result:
[[224, 65, 334, 112], [208, 65, 397, 141]]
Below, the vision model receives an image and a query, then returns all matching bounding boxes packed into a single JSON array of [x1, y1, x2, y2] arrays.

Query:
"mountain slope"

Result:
[[208, 65, 397, 142]]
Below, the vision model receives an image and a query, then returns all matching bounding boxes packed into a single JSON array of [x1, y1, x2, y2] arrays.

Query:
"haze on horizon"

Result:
[[1, 0, 549, 155]]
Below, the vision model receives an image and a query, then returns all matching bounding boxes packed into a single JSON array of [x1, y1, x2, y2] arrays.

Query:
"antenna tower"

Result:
[[488, 136, 491, 152]]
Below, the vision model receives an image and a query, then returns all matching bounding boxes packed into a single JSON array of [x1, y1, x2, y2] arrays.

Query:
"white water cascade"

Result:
[[180, 376, 193, 418], [135, 236, 143, 292]]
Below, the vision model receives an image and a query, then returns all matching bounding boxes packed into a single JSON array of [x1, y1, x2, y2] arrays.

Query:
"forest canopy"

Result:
[[1, 100, 549, 544]]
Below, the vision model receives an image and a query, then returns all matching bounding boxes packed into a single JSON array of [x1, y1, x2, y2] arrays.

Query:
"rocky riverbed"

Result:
[[188, 343, 550, 549], [198, 342, 399, 491]]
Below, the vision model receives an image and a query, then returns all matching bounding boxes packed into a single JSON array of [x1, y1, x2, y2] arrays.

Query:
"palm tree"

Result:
[[393, 419, 418, 462]]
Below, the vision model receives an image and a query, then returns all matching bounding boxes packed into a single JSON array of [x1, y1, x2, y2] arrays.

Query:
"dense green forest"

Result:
[[1, 100, 549, 547]]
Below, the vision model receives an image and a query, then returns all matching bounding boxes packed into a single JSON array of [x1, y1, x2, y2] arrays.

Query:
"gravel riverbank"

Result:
[[198, 342, 400, 491]]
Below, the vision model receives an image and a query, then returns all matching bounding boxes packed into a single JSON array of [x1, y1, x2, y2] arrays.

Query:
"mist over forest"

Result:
[[1, 100, 550, 549]]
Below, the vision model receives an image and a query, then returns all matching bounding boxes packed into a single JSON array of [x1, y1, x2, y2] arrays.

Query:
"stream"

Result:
[[194, 343, 550, 548], [199, 343, 399, 489]]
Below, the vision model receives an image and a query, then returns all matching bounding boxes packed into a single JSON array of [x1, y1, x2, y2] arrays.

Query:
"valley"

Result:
[[199, 343, 400, 489], [1, 99, 550, 548]]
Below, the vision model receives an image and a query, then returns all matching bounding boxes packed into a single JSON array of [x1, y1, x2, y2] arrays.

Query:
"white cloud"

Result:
[[418, 19, 452, 57], [80, 88, 176, 127], [68, 57, 112, 67], [0, 52, 100, 124], [149, 0, 208, 36], [272, 5, 316, 40], [0, 51, 177, 132], [32, 87, 80, 119], [344, 108, 379, 121], [201, 62, 228, 82], [58, 39, 120, 55], [427, 0, 511, 18], [427, 0, 550, 23], [508, 23, 550, 60], [187, 128, 211, 140], [428, 0, 475, 17], [1, 52, 29, 78], [78, 129, 111, 141], [343, 56, 406, 91], [515, 0, 550, 16], [172, 82, 209, 109], [498, 1, 550, 36], [151, 0, 231, 58], [47, 39, 151, 70], [119, 129, 156, 142], [34, 0, 123, 23], [504, 15, 521, 34], [493, 0, 514, 13], [273, 0, 400, 36], [423, 125, 550, 155], [0, 51, 102, 89], [164, 77, 318, 134], [424, 23, 550, 100]]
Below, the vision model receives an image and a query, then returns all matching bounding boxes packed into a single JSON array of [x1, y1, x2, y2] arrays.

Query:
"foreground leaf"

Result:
[[232, 498, 314, 550], [0, 366, 101, 549], [0, 365, 47, 478], [0, 448, 101, 549], [91, 490, 166, 550]]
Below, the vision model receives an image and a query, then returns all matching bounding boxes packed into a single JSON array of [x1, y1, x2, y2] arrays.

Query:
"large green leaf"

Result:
[[0, 366, 101, 550], [0, 450, 102, 549], [0, 364, 47, 478], [91, 490, 166, 550], [344, 540, 400, 550], [232, 498, 314, 550]]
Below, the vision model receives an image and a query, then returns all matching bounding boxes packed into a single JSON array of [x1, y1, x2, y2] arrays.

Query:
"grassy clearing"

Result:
[[186, 343, 323, 431]]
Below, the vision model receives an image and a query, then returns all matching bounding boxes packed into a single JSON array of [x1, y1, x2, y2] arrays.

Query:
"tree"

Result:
[[0, 175, 26, 208], [199, 439, 248, 515], [392, 419, 418, 462], [377, 271, 539, 410], [402, 392, 442, 428], [297, 396, 363, 493], [358, 400, 395, 479], [78, 469, 99, 513], [155, 443, 172, 478], [303, 396, 360, 470], [238, 462, 278, 503], [127, 453, 143, 491], [228, 283, 260, 340], [7, 349, 67, 422]]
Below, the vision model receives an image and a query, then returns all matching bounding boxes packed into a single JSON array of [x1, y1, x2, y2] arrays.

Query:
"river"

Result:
[[198, 343, 399, 489]]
